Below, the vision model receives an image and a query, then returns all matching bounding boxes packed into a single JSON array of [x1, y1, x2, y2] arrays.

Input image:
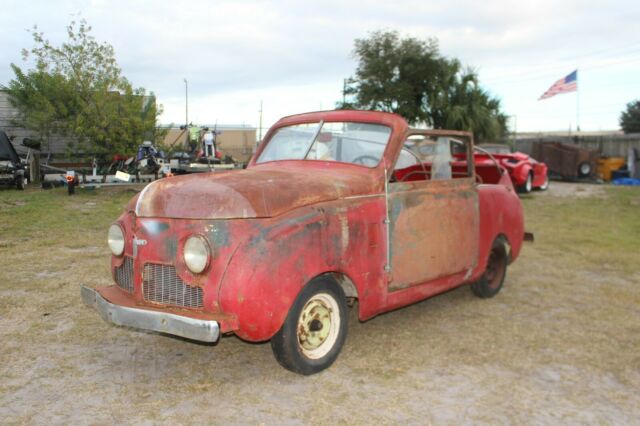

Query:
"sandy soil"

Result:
[[1, 182, 639, 424], [545, 181, 607, 198]]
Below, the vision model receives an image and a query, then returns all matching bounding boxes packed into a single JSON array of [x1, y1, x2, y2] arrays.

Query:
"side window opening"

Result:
[[391, 134, 473, 183]]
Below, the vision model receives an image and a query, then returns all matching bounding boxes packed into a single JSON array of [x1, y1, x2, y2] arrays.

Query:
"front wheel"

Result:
[[271, 277, 348, 375], [518, 173, 533, 194], [15, 175, 24, 190]]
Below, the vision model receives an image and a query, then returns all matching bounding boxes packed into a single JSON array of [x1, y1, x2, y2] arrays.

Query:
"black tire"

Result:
[[270, 277, 348, 375], [517, 173, 533, 194], [15, 175, 24, 190], [578, 162, 592, 178], [471, 237, 508, 298]]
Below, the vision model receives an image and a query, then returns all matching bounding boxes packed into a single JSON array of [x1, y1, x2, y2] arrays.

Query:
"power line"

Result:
[[480, 42, 640, 81], [489, 46, 640, 77], [516, 109, 623, 118], [480, 56, 640, 87]]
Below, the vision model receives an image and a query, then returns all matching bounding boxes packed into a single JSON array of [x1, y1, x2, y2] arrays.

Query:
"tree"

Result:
[[339, 31, 507, 142], [620, 100, 640, 134], [5, 65, 78, 153], [3, 20, 162, 158]]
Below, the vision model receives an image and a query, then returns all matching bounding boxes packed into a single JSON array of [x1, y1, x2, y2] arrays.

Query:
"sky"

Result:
[[1, 0, 639, 134]]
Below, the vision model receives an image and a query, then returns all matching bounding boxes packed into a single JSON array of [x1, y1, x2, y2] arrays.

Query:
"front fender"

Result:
[[218, 197, 388, 342], [218, 209, 333, 341]]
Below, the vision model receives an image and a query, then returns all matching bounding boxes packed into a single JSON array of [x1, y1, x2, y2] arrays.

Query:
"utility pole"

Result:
[[184, 78, 189, 147], [258, 100, 263, 142], [342, 78, 347, 105], [509, 115, 517, 151], [576, 68, 580, 133]]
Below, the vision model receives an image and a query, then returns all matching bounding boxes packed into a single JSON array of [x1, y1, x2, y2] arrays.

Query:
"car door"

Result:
[[387, 135, 479, 290]]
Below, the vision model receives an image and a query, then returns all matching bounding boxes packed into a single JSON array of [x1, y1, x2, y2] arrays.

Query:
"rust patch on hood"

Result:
[[135, 162, 379, 219]]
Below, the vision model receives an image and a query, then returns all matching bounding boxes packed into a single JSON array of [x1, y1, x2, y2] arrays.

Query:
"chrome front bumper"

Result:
[[81, 286, 220, 342]]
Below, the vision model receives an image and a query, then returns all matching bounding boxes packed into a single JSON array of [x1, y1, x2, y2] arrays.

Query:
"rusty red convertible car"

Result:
[[82, 110, 528, 375]]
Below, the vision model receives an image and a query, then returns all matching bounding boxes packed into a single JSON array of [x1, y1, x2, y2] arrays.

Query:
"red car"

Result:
[[82, 111, 529, 375], [478, 144, 549, 193]]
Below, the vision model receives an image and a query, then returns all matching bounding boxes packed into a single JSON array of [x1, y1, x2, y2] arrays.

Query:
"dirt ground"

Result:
[[0, 182, 639, 425]]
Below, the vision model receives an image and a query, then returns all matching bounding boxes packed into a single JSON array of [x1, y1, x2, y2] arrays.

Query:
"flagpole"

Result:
[[576, 69, 580, 132]]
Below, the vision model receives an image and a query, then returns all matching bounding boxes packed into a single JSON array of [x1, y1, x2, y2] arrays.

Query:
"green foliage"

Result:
[[340, 31, 507, 142], [4, 20, 163, 159], [619, 100, 640, 134], [5, 65, 78, 152]]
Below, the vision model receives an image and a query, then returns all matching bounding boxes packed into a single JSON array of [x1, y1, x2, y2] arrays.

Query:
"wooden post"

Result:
[[29, 152, 41, 184]]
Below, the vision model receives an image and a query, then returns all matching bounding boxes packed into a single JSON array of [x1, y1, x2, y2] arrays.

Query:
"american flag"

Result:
[[539, 70, 578, 100]]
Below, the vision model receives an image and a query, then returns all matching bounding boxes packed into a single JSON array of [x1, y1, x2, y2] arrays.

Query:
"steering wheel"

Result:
[[351, 155, 379, 166]]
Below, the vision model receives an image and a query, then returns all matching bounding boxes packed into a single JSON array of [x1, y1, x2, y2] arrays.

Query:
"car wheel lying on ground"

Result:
[[82, 110, 530, 375]]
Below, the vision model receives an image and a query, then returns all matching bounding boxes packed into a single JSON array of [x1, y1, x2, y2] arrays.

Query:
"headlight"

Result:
[[108, 224, 125, 256], [183, 235, 210, 274]]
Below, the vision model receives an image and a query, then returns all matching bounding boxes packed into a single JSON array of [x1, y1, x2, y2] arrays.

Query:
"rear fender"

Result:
[[476, 184, 524, 277]]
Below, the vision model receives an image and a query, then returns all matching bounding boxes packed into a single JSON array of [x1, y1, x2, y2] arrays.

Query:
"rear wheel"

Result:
[[271, 277, 348, 375], [536, 175, 550, 191], [471, 237, 508, 298]]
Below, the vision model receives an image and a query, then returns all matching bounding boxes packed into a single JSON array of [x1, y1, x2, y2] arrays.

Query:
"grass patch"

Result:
[[0, 182, 639, 424], [521, 186, 640, 274], [0, 186, 134, 244]]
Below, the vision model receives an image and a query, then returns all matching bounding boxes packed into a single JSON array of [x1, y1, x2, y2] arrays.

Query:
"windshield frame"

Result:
[[254, 119, 394, 169]]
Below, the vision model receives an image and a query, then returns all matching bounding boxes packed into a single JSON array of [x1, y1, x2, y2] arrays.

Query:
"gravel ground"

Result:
[[0, 182, 639, 425]]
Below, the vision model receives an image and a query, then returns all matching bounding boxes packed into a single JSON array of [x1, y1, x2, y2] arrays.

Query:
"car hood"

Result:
[[133, 163, 379, 219]]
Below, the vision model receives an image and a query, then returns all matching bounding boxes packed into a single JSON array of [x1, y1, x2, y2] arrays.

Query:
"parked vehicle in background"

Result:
[[0, 130, 27, 190], [478, 144, 549, 193], [82, 110, 529, 375], [531, 141, 599, 180]]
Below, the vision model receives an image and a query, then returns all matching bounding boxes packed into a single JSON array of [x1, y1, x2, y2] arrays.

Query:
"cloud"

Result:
[[2, 0, 639, 131]]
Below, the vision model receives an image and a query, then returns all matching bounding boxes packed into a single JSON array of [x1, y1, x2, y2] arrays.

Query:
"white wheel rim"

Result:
[[297, 293, 340, 359], [526, 175, 532, 192], [580, 163, 591, 175], [541, 176, 549, 189]]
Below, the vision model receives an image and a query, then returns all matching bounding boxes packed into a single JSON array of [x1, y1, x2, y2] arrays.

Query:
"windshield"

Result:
[[256, 121, 392, 167]]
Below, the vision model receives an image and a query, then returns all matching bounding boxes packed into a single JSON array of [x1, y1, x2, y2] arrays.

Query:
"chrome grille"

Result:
[[142, 263, 203, 308], [114, 256, 134, 292]]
